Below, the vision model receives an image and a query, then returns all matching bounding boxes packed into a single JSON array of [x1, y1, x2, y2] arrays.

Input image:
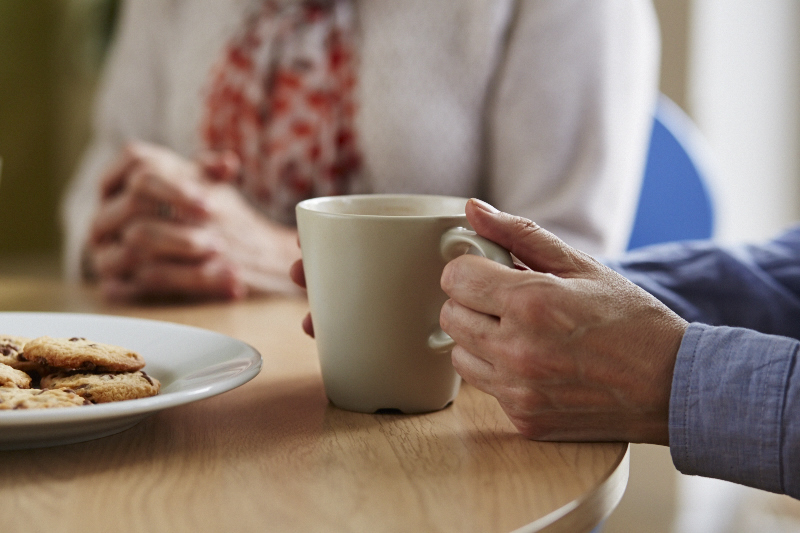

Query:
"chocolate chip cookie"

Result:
[[0, 387, 89, 409], [0, 362, 32, 388], [41, 370, 161, 403], [23, 336, 145, 372], [0, 334, 46, 374]]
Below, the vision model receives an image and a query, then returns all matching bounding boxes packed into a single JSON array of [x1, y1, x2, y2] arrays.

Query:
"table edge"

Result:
[[511, 443, 631, 533]]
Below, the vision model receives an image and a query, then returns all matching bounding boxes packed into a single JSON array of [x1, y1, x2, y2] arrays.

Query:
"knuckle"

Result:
[[127, 168, 152, 194], [507, 218, 545, 260], [502, 279, 544, 322], [126, 140, 157, 159], [511, 216, 541, 240], [449, 345, 468, 372], [202, 257, 239, 285], [518, 273, 562, 310], [471, 324, 493, 346], [187, 229, 221, 255], [123, 222, 152, 248], [122, 141, 142, 160], [460, 256, 499, 297]]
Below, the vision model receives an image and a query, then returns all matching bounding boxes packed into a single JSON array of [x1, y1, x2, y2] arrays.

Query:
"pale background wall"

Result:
[[641, 0, 800, 244], [690, 0, 800, 245]]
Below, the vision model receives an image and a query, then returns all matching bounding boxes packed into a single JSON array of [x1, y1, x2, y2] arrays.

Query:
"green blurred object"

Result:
[[0, 0, 118, 267]]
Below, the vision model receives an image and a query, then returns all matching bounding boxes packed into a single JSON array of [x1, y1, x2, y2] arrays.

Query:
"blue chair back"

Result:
[[627, 95, 715, 250]]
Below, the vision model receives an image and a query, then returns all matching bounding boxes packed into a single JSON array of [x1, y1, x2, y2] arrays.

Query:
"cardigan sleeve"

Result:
[[486, 0, 660, 255], [59, 0, 170, 281], [606, 225, 800, 339]]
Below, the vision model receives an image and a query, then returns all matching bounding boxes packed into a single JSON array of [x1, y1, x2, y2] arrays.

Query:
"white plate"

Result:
[[0, 312, 262, 450]]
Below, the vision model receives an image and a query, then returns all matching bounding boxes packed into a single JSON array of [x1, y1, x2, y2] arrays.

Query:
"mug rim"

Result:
[[296, 194, 469, 219]]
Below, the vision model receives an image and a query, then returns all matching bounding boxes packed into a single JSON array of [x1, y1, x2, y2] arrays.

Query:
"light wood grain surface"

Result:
[[0, 277, 628, 533]]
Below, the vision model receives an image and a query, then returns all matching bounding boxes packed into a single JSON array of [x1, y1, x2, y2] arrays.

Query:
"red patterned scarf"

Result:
[[201, 0, 361, 225]]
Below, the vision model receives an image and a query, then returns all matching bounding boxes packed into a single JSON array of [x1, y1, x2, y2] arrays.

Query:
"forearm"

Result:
[[670, 323, 800, 499]]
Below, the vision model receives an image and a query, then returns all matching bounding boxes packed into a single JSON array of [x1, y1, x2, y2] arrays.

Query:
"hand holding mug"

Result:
[[440, 200, 688, 444], [289, 258, 314, 337]]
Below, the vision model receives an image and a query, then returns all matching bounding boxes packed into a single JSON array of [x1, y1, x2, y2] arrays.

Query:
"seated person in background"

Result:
[[436, 198, 799, 500], [61, 0, 659, 301]]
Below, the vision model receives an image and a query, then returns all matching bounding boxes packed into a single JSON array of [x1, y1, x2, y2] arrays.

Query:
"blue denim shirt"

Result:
[[606, 226, 800, 499]]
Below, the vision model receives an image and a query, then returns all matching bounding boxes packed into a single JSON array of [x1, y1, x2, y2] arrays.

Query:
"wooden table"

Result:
[[0, 277, 628, 533]]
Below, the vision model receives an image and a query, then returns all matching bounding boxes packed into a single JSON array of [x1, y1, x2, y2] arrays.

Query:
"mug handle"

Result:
[[428, 227, 514, 352]]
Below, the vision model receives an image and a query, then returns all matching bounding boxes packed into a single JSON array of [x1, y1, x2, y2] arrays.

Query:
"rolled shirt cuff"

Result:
[[669, 323, 799, 497]]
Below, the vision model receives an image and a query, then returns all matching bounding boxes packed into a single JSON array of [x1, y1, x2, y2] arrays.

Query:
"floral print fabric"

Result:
[[202, 0, 361, 224]]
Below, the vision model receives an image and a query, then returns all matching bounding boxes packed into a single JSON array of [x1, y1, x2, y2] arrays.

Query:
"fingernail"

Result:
[[469, 198, 499, 214]]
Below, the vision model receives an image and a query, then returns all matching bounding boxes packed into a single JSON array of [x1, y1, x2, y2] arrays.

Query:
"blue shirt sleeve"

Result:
[[671, 324, 798, 498], [604, 225, 800, 498], [607, 226, 800, 337]]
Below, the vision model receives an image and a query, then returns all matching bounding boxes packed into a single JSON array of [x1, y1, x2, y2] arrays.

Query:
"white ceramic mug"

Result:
[[296, 194, 513, 414]]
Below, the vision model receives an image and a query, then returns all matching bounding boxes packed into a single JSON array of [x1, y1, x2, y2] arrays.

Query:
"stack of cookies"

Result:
[[0, 335, 160, 409]]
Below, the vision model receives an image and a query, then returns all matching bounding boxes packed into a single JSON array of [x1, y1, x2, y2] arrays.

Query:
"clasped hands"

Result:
[[87, 141, 301, 300], [290, 199, 688, 444]]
